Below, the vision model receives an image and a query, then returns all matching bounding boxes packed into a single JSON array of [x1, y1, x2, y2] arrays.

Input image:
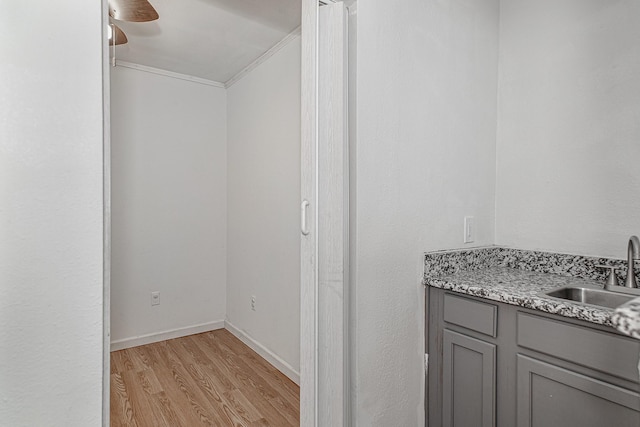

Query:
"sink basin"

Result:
[[544, 286, 636, 309]]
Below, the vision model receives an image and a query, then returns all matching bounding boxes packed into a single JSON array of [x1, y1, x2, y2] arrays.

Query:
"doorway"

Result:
[[105, 0, 303, 424], [102, 0, 355, 425]]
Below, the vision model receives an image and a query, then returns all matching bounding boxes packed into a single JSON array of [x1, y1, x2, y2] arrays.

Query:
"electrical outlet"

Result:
[[151, 291, 160, 306], [251, 295, 256, 311], [464, 216, 475, 243]]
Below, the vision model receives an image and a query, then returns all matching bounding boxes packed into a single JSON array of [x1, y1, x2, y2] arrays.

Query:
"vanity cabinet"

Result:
[[426, 287, 640, 427]]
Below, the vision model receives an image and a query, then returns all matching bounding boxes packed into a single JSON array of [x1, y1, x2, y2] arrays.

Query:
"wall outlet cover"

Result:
[[464, 216, 475, 243]]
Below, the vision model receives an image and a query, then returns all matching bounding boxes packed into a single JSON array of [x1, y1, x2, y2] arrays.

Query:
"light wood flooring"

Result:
[[110, 329, 300, 426]]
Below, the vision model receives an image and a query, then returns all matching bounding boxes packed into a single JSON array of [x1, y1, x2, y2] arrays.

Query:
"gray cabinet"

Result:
[[427, 287, 640, 427], [443, 329, 496, 427], [517, 354, 640, 427]]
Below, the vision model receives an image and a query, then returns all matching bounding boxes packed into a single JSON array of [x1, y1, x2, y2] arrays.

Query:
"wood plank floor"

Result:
[[110, 329, 300, 426]]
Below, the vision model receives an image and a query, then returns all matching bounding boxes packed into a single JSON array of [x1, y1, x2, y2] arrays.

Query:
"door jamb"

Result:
[[101, 0, 112, 424]]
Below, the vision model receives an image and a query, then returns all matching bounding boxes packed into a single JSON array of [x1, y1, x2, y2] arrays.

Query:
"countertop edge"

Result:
[[425, 274, 614, 327]]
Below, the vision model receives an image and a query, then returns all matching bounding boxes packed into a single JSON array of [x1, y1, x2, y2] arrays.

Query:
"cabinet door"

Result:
[[517, 354, 640, 427], [443, 329, 496, 427]]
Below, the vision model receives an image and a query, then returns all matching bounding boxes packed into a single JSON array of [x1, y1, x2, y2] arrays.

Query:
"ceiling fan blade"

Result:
[[109, 23, 128, 46], [109, 0, 159, 22]]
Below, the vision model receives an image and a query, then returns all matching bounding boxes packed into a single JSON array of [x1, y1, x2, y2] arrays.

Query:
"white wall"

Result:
[[353, 0, 499, 425], [226, 38, 301, 376], [495, 0, 640, 258], [110, 67, 227, 345], [0, 1, 104, 425]]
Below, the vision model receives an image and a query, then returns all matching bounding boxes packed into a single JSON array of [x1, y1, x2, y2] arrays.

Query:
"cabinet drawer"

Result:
[[444, 293, 497, 337], [517, 312, 640, 382]]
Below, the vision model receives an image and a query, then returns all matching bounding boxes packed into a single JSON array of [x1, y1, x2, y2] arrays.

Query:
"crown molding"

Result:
[[114, 60, 226, 88], [113, 26, 301, 90], [224, 26, 301, 88]]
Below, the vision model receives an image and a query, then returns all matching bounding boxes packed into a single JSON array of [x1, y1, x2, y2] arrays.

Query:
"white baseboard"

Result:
[[110, 320, 225, 351], [224, 320, 300, 385]]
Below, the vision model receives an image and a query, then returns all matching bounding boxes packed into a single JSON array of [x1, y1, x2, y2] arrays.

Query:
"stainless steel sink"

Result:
[[544, 286, 636, 309]]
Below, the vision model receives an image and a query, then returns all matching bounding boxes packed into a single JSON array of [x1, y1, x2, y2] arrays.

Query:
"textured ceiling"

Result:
[[111, 0, 301, 83]]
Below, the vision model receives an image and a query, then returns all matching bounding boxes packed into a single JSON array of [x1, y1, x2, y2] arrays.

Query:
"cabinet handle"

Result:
[[301, 200, 310, 236]]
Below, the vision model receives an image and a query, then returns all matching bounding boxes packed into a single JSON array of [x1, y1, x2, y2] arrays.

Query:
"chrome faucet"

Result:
[[624, 235, 640, 288]]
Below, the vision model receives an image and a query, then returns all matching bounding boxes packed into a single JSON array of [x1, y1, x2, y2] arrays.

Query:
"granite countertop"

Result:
[[423, 247, 640, 332], [425, 267, 616, 326]]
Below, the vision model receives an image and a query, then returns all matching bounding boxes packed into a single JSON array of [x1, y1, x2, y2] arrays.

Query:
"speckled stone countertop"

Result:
[[426, 267, 617, 326], [424, 247, 640, 328]]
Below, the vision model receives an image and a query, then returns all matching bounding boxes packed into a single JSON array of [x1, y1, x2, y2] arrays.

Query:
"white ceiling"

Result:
[[112, 0, 301, 83]]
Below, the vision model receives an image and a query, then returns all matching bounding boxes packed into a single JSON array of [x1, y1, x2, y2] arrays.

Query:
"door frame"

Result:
[[101, 0, 111, 425]]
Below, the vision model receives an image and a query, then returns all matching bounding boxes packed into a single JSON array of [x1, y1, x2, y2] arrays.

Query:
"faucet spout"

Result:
[[625, 235, 640, 288]]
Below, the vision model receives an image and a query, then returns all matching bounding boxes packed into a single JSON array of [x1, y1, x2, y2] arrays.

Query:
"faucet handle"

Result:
[[596, 265, 620, 289]]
